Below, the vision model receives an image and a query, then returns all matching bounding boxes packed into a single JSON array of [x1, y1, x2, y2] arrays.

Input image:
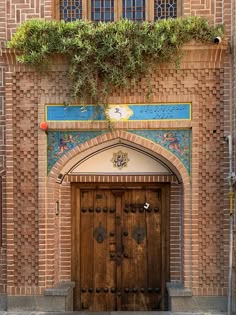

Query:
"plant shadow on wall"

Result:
[[8, 17, 224, 122]]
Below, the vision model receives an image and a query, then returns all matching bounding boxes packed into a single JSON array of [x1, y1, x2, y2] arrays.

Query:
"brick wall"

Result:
[[0, 51, 6, 294], [232, 0, 236, 309], [0, 0, 233, 308], [195, 69, 226, 293], [12, 71, 39, 287], [4, 65, 41, 295], [35, 45, 227, 296]]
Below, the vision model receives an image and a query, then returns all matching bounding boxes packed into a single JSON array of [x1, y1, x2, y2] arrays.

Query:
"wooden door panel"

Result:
[[121, 189, 162, 310], [80, 189, 116, 311], [105, 190, 117, 311], [73, 185, 167, 312], [146, 189, 162, 310], [80, 190, 94, 310], [121, 190, 149, 310], [93, 190, 115, 311]]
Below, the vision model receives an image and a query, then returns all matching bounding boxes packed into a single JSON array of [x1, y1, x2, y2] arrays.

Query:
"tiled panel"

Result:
[[128, 129, 191, 174], [46, 103, 191, 122], [47, 130, 105, 173]]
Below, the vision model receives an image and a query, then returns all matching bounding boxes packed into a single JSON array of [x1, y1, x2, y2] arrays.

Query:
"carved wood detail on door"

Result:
[[72, 185, 169, 311]]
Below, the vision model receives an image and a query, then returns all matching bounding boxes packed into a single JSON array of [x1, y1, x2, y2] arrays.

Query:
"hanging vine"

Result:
[[8, 17, 224, 105]]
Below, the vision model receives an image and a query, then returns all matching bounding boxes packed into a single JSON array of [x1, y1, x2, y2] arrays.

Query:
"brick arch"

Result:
[[46, 130, 192, 289], [49, 130, 190, 186]]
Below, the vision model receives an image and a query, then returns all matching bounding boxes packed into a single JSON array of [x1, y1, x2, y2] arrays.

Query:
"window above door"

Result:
[[57, 0, 181, 22]]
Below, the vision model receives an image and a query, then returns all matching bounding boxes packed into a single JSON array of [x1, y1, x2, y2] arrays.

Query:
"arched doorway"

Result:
[[47, 132, 190, 311], [64, 141, 179, 311]]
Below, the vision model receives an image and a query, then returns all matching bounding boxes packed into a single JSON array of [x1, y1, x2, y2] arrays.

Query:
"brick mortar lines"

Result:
[[40, 66, 225, 294], [4, 69, 40, 293], [197, 69, 226, 291], [4, 69, 15, 291], [0, 59, 6, 293], [37, 104, 47, 288], [1, 44, 229, 294], [231, 0, 236, 301]]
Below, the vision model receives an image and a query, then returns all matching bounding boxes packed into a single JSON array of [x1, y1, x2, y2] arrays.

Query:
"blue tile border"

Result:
[[46, 103, 191, 122], [128, 130, 191, 174], [47, 129, 191, 175]]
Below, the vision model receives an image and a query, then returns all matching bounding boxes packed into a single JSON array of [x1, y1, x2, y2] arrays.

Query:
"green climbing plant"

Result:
[[8, 17, 224, 104]]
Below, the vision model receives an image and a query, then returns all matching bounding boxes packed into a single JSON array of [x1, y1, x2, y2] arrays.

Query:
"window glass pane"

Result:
[[95, 0, 100, 8], [60, 0, 82, 21], [154, 0, 177, 20], [126, 0, 132, 7], [91, 0, 114, 22], [122, 0, 146, 21]]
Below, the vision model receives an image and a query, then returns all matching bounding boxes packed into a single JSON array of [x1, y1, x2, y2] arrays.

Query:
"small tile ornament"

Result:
[[111, 151, 129, 170]]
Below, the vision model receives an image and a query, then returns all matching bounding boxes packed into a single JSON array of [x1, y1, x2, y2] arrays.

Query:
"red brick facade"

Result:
[[232, 0, 236, 311], [0, 0, 235, 312]]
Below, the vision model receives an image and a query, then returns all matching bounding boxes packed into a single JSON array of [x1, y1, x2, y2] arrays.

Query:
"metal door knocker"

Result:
[[132, 224, 146, 244], [94, 223, 107, 243]]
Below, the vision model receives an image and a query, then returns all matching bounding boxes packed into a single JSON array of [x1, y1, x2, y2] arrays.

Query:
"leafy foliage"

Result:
[[8, 17, 224, 103]]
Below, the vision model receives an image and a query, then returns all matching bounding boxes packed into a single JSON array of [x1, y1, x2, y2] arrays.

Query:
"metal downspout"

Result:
[[227, 135, 235, 315]]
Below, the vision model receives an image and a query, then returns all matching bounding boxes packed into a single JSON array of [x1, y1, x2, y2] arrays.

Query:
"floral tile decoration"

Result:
[[128, 130, 191, 173], [47, 130, 105, 173], [47, 129, 191, 174]]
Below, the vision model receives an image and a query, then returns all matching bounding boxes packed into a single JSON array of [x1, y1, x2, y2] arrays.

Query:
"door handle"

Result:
[[121, 228, 125, 254]]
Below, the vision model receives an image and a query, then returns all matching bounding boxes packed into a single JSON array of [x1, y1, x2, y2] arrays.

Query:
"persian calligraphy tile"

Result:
[[46, 103, 191, 121]]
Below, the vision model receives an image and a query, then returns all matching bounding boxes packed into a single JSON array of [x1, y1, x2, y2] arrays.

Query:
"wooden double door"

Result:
[[72, 184, 169, 311]]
